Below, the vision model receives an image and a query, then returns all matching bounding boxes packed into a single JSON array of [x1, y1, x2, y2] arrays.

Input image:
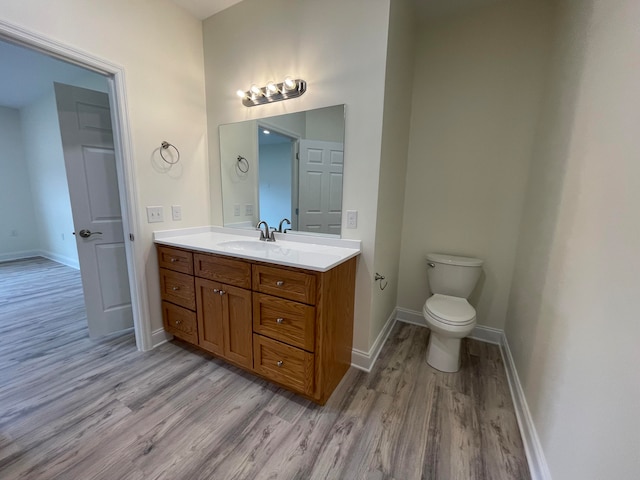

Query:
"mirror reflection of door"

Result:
[[257, 127, 297, 228], [298, 140, 344, 235]]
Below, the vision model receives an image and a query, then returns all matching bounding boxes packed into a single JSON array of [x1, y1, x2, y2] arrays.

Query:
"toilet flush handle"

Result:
[[428, 262, 436, 268]]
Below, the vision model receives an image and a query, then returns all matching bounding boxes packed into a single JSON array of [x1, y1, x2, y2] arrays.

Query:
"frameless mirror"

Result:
[[219, 104, 345, 237]]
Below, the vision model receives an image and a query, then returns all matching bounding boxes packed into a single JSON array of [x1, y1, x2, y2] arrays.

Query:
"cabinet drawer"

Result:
[[253, 334, 314, 395], [253, 293, 315, 351], [252, 265, 316, 305], [160, 268, 195, 310], [157, 246, 193, 275], [194, 253, 251, 289], [162, 301, 197, 343]]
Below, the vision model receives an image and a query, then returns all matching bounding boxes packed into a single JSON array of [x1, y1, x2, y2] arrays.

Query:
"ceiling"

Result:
[[168, 0, 507, 21], [169, 0, 243, 19]]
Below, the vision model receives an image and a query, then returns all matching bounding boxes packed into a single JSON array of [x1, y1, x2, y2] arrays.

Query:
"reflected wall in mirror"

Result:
[[219, 105, 345, 237]]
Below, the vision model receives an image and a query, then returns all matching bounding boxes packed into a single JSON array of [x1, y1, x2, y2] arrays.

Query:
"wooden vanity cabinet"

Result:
[[157, 244, 357, 405], [195, 277, 253, 369]]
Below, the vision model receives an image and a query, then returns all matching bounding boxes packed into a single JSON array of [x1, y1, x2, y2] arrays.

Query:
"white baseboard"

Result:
[[351, 309, 397, 372], [152, 328, 171, 348], [500, 334, 551, 480], [40, 250, 80, 270], [0, 250, 41, 263]]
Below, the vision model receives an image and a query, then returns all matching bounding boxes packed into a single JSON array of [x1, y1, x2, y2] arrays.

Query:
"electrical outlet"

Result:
[[245, 204, 253, 216], [146, 206, 164, 223], [171, 205, 182, 221], [346, 210, 358, 229], [234, 204, 241, 216]]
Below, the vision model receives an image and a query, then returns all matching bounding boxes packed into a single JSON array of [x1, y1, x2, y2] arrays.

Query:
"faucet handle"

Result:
[[278, 218, 291, 233]]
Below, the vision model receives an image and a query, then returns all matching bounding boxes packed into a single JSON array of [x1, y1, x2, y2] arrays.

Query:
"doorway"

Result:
[[0, 29, 143, 347]]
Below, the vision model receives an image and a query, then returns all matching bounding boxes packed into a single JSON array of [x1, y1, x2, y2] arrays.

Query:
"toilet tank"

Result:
[[426, 253, 483, 298]]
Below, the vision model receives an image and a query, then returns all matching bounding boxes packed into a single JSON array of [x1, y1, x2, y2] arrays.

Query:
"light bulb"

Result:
[[250, 84, 262, 97], [236, 89, 246, 98], [266, 81, 278, 95], [283, 77, 296, 90]]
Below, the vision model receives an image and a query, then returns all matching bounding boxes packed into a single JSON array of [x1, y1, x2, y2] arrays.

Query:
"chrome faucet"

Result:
[[256, 221, 275, 242], [278, 218, 291, 233]]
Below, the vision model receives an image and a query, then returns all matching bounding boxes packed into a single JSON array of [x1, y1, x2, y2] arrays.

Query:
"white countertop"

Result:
[[153, 226, 361, 272]]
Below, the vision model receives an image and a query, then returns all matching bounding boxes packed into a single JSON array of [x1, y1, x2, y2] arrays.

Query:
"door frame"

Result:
[[0, 20, 151, 351]]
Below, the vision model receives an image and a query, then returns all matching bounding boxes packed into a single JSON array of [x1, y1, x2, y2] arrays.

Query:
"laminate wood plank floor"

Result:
[[0, 257, 530, 479]]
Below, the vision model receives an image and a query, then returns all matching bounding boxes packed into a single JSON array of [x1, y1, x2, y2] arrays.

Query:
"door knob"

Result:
[[78, 229, 102, 238]]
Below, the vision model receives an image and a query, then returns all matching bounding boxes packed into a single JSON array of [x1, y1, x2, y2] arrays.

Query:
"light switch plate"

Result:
[[171, 205, 182, 221], [234, 204, 241, 216], [245, 204, 253, 216], [346, 210, 358, 229], [146, 206, 164, 223]]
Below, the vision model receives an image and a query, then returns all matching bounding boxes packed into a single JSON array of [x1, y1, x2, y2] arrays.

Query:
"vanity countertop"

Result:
[[153, 226, 361, 272]]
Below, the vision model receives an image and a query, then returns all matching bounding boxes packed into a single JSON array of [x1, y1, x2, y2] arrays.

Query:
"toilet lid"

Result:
[[425, 294, 476, 326]]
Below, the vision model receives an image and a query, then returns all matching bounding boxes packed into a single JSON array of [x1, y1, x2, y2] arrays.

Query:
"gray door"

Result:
[[54, 82, 133, 338]]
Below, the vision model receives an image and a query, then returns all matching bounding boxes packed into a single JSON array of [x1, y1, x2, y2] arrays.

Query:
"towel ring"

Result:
[[374, 272, 388, 291], [236, 155, 249, 173], [160, 141, 180, 165]]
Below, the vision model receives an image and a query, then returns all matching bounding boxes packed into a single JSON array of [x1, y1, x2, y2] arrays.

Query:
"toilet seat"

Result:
[[424, 294, 476, 326]]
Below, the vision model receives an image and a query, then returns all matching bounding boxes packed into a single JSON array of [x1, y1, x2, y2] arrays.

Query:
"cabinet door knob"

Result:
[[172, 286, 179, 291], [213, 288, 219, 293], [219, 290, 225, 296], [276, 280, 284, 287], [276, 318, 284, 324], [175, 319, 181, 325], [170, 257, 178, 263], [277, 360, 283, 367]]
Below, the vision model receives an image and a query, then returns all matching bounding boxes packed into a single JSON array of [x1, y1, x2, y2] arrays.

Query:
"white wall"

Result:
[[505, 0, 640, 478], [203, 0, 391, 352], [0, 0, 209, 336], [397, 0, 552, 329], [371, 0, 416, 345], [258, 142, 292, 227], [0, 106, 38, 260], [20, 88, 79, 266], [219, 120, 259, 228]]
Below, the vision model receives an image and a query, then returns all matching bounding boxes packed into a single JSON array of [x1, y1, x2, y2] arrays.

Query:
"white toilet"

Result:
[[423, 253, 483, 372]]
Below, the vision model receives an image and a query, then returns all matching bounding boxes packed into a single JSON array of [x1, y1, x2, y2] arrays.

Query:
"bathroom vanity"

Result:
[[154, 227, 360, 405]]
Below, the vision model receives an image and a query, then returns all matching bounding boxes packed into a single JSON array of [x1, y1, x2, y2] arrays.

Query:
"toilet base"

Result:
[[426, 331, 462, 373]]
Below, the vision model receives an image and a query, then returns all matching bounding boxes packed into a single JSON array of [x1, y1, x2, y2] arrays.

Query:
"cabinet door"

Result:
[[195, 277, 224, 356], [222, 284, 253, 369]]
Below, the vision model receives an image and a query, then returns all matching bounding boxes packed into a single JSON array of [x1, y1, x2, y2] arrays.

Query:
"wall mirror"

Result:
[[219, 104, 345, 237]]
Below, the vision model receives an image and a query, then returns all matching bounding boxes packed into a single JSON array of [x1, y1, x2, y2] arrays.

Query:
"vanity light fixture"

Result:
[[237, 77, 307, 107]]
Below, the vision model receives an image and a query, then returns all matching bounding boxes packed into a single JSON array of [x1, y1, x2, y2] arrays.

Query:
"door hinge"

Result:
[[129, 233, 135, 241]]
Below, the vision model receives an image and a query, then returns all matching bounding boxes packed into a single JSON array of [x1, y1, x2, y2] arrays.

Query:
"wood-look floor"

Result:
[[0, 257, 530, 480]]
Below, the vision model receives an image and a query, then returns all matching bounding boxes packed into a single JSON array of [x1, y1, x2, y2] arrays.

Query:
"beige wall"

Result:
[[397, 0, 552, 329], [203, 0, 391, 352], [0, 0, 209, 336], [505, 0, 640, 478], [371, 0, 416, 345]]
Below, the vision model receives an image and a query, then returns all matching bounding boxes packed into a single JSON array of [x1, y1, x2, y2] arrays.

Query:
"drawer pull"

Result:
[[277, 360, 283, 367], [172, 286, 180, 291], [213, 288, 219, 293], [276, 317, 284, 324], [276, 280, 285, 287], [175, 319, 181, 325], [219, 290, 225, 296], [170, 257, 178, 263]]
